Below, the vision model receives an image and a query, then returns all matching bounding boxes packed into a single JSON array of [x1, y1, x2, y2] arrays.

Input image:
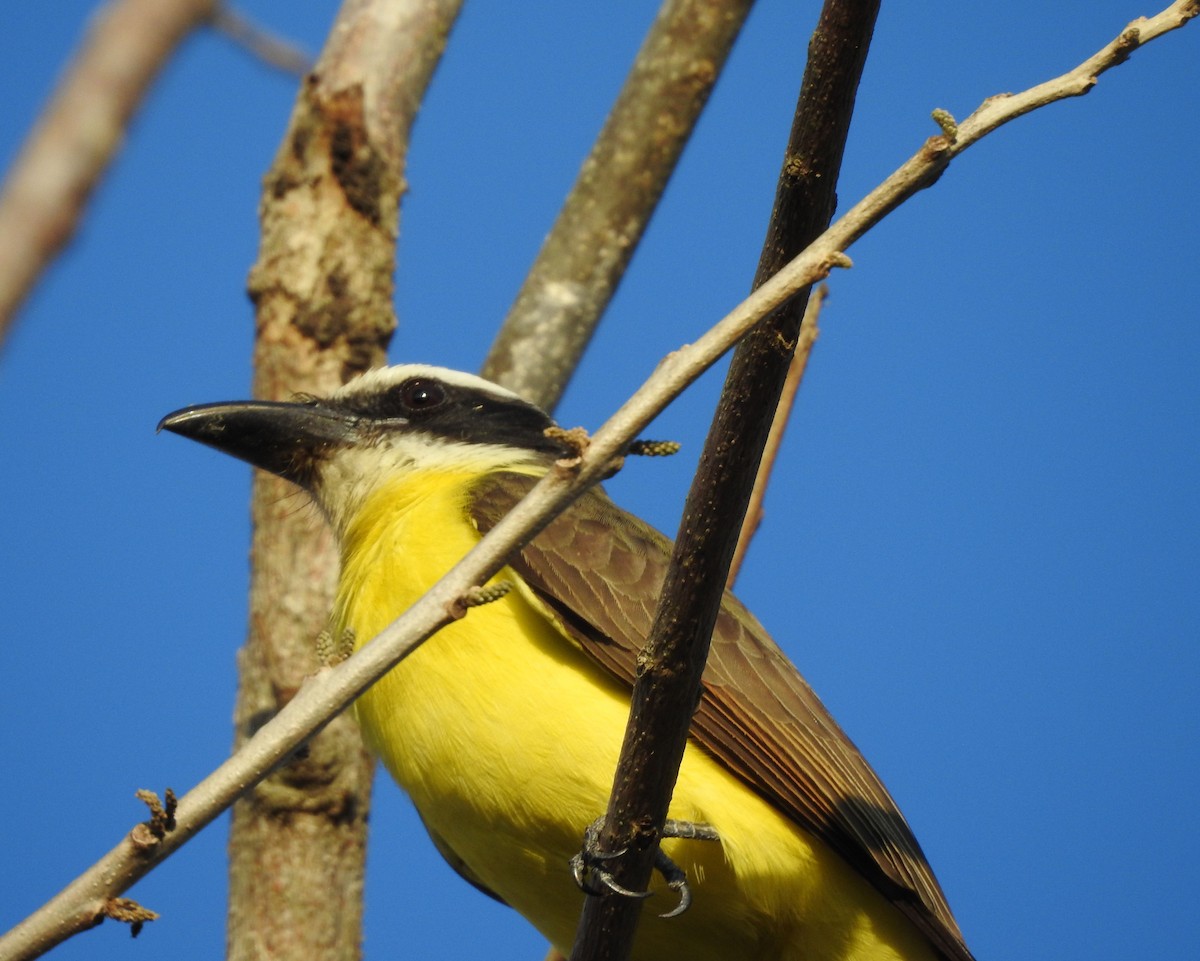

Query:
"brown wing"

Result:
[[470, 473, 974, 961]]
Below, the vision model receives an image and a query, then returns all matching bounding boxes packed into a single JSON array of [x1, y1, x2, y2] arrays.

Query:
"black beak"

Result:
[[158, 400, 358, 489]]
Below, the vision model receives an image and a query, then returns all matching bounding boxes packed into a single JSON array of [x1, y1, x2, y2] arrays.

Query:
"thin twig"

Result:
[[481, 0, 755, 411], [209, 5, 314, 77], [727, 284, 825, 589], [0, 0, 218, 347], [0, 5, 1192, 959]]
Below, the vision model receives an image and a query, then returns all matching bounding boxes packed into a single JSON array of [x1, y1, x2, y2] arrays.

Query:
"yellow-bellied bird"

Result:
[[160, 364, 973, 961]]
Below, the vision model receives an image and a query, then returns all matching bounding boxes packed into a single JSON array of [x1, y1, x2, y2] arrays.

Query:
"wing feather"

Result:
[[470, 474, 973, 961]]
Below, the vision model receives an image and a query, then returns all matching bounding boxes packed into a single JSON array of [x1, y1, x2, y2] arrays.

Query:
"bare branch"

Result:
[[230, 1, 463, 959], [956, 0, 1199, 139], [0, 0, 217, 347], [0, 5, 1191, 959], [567, 1, 881, 957], [481, 0, 755, 411]]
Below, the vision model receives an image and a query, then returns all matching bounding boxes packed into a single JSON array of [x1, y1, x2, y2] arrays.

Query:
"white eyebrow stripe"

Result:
[[331, 364, 529, 407]]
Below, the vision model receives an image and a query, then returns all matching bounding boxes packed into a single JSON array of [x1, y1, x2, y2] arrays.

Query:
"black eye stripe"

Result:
[[332, 374, 572, 457]]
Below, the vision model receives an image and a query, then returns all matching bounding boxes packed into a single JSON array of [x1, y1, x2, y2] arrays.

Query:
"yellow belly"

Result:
[[332, 473, 935, 961]]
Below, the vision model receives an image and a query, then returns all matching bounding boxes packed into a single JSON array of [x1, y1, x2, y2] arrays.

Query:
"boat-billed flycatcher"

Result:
[[160, 364, 973, 961]]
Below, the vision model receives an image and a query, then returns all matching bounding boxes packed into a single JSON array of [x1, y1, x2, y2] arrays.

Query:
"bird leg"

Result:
[[569, 817, 720, 918]]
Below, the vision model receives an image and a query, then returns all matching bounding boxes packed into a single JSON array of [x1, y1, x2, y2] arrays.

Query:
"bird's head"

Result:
[[158, 364, 572, 532]]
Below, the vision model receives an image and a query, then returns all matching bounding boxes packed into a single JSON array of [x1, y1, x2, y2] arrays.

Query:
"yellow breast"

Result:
[[330, 470, 937, 961]]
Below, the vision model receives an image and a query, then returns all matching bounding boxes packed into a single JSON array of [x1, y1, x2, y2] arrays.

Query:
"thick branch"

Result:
[[0, 5, 1191, 958], [567, 2, 880, 958], [481, 0, 754, 411], [231, 2, 463, 960], [0, 0, 217, 346]]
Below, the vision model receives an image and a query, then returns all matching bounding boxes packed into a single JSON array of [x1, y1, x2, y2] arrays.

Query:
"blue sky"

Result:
[[1, 2, 1196, 960]]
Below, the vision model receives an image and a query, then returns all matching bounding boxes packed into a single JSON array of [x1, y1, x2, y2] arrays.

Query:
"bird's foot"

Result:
[[569, 817, 719, 918]]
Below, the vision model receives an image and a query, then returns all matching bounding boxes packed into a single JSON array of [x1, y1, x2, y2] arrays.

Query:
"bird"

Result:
[[159, 363, 974, 961]]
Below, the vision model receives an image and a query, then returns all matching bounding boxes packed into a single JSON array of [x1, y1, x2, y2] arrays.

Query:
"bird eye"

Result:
[[397, 378, 446, 412]]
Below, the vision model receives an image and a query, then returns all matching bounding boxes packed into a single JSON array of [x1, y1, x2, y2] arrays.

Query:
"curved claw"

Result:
[[658, 882, 692, 920], [570, 850, 652, 900], [654, 850, 692, 918], [595, 871, 654, 901]]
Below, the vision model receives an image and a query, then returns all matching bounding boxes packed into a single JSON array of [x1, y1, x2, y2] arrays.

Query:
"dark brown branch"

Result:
[[230, 2, 463, 960], [567, 3, 880, 959], [481, 0, 755, 411], [0, 0, 218, 347]]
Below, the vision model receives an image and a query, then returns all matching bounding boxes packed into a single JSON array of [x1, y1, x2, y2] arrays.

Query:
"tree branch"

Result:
[[0, 0, 218, 347], [230, 2, 463, 960], [481, 0, 754, 411], [0, 4, 1191, 958], [566, 1, 880, 957]]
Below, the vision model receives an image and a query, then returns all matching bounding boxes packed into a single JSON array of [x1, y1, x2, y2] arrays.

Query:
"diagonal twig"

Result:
[[0, 4, 1192, 959]]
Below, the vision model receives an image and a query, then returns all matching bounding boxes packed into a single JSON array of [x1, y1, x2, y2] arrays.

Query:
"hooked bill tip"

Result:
[[157, 406, 218, 438]]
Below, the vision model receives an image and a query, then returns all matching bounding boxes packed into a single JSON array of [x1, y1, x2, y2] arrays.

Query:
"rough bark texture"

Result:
[[482, 0, 754, 412], [230, 2, 464, 959], [569, 3, 881, 959]]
